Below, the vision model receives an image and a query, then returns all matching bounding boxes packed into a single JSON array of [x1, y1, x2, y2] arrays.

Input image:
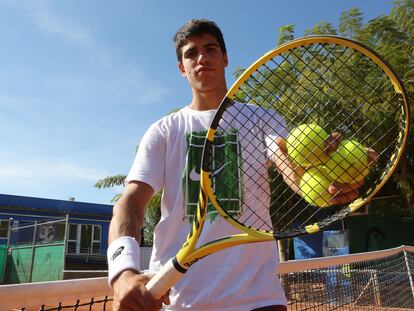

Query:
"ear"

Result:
[[223, 53, 228, 67], [178, 62, 187, 77]]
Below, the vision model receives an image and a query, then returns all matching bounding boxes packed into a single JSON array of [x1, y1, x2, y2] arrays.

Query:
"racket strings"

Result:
[[209, 41, 406, 235], [213, 105, 277, 229], [257, 48, 367, 173], [278, 44, 399, 162], [287, 45, 378, 128], [287, 45, 401, 212], [229, 47, 361, 230], [280, 45, 388, 206], [218, 84, 326, 231], [267, 50, 354, 133], [236, 77, 311, 230]]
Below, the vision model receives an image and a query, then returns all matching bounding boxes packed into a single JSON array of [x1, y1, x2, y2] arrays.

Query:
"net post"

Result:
[[404, 250, 414, 302], [277, 240, 288, 262], [61, 214, 70, 280]]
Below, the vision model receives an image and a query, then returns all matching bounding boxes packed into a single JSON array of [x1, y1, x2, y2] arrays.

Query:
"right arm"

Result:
[[109, 181, 152, 246], [109, 181, 168, 311]]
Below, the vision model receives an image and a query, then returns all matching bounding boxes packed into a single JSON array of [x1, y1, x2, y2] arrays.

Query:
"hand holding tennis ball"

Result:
[[325, 140, 370, 184], [299, 166, 333, 207], [287, 124, 329, 167]]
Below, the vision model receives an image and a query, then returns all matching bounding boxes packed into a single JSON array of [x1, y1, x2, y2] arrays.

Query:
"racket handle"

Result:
[[146, 258, 186, 299]]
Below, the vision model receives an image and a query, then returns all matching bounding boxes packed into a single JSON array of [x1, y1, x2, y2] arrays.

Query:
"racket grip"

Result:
[[146, 258, 186, 299]]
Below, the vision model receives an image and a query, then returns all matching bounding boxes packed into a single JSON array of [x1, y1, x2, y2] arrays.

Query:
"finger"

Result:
[[162, 293, 171, 305], [140, 273, 155, 284], [162, 288, 171, 305], [324, 132, 342, 153], [124, 285, 160, 311], [113, 290, 133, 311], [367, 148, 378, 165], [142, 289, 163, 311], [113, 301, 134, 311], [328, 181, 363, 195], [114, 295, 141, 311], [136, 273, 165, 310], [330, 188, 360, 205], [275, 136, 287, 153]]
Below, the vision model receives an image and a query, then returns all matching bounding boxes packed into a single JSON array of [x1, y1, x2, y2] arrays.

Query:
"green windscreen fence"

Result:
[[5, 242, 65, 284], [2, 218, 68, 284], [0, 244, 6, 281]]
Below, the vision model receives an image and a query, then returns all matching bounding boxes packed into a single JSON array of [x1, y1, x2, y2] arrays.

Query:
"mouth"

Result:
[[196, 67, 213, 74]]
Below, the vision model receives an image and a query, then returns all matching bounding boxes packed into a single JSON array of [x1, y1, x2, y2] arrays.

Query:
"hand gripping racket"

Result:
[[146, 35, 410, 298]]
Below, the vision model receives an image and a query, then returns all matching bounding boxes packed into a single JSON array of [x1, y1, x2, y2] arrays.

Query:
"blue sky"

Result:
[[0, 0, 393, 205]]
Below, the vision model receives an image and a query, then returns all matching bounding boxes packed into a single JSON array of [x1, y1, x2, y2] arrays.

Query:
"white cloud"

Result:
[[5, 0, 93, 47], [0, 162, 123, 204], [0, 160, 108, 182], [35, 3, 91, 45], [0, 1, 171, 106], [0, 155, 122, 203], [0, 165, 33, 178]]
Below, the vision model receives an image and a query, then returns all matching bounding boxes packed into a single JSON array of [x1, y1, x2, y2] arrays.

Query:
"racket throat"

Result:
[[172, 257, 189, 274]]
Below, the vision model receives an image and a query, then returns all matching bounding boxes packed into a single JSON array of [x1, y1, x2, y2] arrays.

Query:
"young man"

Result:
[[107, 19, 362, 311]]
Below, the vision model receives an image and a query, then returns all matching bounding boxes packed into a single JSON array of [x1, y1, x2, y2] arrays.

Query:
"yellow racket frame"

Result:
[[174, 36, 410, 269]]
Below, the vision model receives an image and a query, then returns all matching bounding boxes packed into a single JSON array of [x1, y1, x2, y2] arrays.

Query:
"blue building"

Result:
[[0, 193, 113, 282]]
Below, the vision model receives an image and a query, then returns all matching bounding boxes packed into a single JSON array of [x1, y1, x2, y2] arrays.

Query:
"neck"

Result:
[[188, 85, 227, 111]]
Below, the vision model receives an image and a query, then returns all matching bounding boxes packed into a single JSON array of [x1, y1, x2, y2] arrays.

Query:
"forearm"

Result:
[[107, 181, 154, 287], [109, 201, 143, 245], [109, 181, 154, 244]]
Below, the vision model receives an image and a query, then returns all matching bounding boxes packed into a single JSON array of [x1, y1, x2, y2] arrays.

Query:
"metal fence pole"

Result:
[[28, 221, 38, 283], [61, 214, 70, 280], [1, 218, 13, 284]]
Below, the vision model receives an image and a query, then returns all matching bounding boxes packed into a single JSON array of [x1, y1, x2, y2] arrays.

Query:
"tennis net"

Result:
[[1, 245, 413, 310], [279, 245, 414, 310]]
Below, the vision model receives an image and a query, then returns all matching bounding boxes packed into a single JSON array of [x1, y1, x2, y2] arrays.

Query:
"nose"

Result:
[[197, 52, 210, 65]]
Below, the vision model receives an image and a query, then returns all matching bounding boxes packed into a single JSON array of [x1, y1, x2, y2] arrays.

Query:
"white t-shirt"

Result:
[[126, 103, 288, 310]]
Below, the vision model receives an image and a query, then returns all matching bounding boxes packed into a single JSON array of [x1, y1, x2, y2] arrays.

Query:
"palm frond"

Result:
[[94, 174, 127, 189]]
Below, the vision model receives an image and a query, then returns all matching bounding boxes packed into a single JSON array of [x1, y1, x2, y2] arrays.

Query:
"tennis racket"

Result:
[[146, 35, 410, 298]]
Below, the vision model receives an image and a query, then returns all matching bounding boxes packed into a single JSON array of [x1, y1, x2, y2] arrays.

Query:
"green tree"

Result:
[[389, 0, 414, 212], [305, 22, 337, 36], [339, 8, 363, 38], [95, 171, 163, 246], [278, 24, 295, 45], [307, 4, 413, 216], [95, 174, 126, 203], [391, 0, 414, 46]]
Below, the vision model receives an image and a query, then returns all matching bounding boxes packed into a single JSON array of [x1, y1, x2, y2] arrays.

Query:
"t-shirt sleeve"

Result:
[[126, 123, 166, 192]]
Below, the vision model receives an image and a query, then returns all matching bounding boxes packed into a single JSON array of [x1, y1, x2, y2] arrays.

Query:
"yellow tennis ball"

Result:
[[299, 166, 333, 207], [287, 124, 329, 167], [325, 140, 369, 184]]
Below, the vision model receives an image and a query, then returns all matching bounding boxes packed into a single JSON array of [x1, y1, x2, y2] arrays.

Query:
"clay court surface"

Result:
[[19, 301, 413, 311]]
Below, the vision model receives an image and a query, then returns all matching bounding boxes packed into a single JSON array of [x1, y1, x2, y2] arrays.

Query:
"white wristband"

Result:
[[107, 236, 141, 287]]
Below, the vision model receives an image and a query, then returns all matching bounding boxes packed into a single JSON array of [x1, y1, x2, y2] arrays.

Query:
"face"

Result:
[[178, 33, 228, 93]]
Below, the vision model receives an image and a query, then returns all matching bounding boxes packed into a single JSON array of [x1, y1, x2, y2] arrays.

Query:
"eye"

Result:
[[185, 49, 198, 59], [206, 46, 218, 54]]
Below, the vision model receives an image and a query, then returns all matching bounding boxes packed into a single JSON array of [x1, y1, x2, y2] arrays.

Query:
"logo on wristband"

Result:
[[111, 246, 125, 261]]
